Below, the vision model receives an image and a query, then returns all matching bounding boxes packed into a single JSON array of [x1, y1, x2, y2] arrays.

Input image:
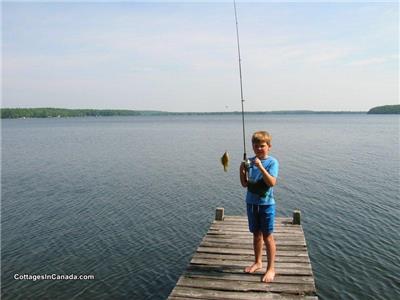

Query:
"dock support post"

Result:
[[215, 207, 224, 221], [293, 210, 301, 225]]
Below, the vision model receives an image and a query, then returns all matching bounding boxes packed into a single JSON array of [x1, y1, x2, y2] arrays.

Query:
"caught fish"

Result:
[[221, 151, 229, 172]]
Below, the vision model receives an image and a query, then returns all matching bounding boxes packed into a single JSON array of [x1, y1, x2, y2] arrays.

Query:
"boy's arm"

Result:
[[254, 158, 277, 187], [239, 162, 248, 187]]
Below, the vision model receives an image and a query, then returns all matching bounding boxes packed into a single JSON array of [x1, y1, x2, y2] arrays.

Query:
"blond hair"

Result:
[[252, 131, 272, 146]]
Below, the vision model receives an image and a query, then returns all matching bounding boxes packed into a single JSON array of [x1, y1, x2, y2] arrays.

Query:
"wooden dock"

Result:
[[168, 209, 318, 300]]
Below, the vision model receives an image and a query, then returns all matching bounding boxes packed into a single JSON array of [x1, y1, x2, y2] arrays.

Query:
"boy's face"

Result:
[[252, 142, 270, 158]]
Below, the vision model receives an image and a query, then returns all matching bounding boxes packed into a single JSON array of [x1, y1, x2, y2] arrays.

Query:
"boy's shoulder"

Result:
[[266, 155, 279, 164], [268, 155, 278, 162]]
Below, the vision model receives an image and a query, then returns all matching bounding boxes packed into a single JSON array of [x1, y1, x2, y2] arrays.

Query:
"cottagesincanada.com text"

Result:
[[14, 273, 95, 281]]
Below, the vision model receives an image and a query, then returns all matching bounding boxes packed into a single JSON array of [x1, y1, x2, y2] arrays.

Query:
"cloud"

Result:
[[348, 55, 398, 66], [244, 40, 357, 70]]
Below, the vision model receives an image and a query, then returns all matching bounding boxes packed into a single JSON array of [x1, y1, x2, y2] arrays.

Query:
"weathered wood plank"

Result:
[[211, 227, 301, 232], [209, 228, 302, 233], [204, 237, 306, 244], [207, 232, 304, 237], [186, 264, 314, 276], [200, 241, 307, 251], [177, 276, 316, 294], [191, 258, 312, 270], [193, 252, 311, 263], [211, 217, 298, 226], [183, 271, 315, 284], [214, 218, 294, 225], [170, 286, 318, 300], [212, 219, 299, 225], [197, 247, 309, 256], [205, 232, 304, 237], [209, 229, 302, 234], [211, 216, 298, 225], [208, 228, 304, 234], [209, 225, 303, 231], [203, 237, 306, 245], [223, 216, 293, 223]]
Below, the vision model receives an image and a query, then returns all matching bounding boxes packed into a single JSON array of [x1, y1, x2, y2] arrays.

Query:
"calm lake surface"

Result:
[[2, 114, 399, 300]]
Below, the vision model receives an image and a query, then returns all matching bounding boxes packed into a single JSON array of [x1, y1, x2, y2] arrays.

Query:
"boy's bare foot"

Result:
[[262, 269, 275, 282], [244, 262, 262, 273]]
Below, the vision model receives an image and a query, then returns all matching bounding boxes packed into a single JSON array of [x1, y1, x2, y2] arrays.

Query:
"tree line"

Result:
[[0, 108, 162, 119], [3, 106, 397, 119]]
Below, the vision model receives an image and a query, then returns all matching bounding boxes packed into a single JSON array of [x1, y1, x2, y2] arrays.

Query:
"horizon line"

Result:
[[0, 107, 370, 113]]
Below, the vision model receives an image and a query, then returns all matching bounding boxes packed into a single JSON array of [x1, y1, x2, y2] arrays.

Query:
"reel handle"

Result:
[[242, 157, 251, 183]]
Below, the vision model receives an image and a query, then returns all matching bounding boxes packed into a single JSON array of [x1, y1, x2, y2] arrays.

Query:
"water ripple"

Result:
[[2, 115, 399, 300]]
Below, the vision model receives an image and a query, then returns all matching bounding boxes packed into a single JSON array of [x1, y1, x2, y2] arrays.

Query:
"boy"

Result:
[[239, 131, 279, 283]]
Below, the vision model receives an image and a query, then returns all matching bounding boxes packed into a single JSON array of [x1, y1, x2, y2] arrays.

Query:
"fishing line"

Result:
[[233, 0, 247, 162]]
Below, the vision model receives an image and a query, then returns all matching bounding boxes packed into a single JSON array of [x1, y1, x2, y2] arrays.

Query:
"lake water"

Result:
[[1, 114, 399, 300]]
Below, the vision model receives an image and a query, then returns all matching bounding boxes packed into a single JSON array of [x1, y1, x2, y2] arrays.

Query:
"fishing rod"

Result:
[[220, 1, 250, 173], [233, 0, 249, 165]]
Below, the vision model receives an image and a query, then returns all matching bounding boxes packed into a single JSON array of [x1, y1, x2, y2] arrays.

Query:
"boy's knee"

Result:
[[253, 231, 263, 241], [263, 233, 274, 242]]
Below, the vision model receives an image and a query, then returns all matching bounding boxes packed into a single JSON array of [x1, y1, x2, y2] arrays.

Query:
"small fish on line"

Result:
[[221, 151, 229, 172]]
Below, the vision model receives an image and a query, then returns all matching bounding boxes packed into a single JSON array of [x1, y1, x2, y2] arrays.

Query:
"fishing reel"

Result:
[[243, 158, 251, 170]]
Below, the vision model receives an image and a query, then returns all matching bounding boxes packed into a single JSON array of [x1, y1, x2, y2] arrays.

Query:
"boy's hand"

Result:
[[254, 157, 263, 169]]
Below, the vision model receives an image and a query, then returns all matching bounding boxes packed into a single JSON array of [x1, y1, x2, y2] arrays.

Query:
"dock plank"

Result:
[[197, 247, 309, 256], [168, 216, 318, 299], [193, 253, 310, 263], [170, 286, 318, 300]]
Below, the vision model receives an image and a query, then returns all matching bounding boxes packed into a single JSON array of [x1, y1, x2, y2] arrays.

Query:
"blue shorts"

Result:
[[246, 204, 275, 234]]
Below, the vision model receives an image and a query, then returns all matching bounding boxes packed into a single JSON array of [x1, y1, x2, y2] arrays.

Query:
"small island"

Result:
[[367, 105, 400, 114]]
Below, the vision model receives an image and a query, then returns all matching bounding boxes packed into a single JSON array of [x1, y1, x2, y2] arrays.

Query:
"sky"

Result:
[[2, 1, 399, 112]]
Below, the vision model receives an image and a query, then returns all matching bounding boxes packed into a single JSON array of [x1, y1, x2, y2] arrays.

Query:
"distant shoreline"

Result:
[[1, 105, 399, 119], [0, 108, 372, 119]]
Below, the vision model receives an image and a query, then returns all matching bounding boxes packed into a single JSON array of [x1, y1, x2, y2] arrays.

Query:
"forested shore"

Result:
[[0, 108, 163, 119], [0, 108, 369, 119]]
